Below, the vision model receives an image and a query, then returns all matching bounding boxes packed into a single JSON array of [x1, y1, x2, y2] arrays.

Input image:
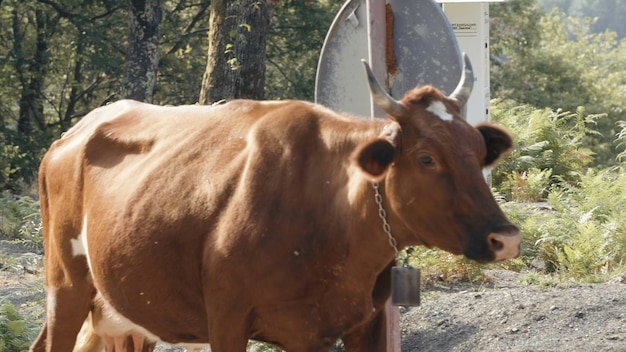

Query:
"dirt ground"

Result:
[[1, 242, 624, 352], [401, 269, 626, 351]]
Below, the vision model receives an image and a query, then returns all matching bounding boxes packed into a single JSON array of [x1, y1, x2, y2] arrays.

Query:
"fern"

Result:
[[0, 192, 43, 251], [616, 121, 626, 162], [0, 302, 36, 352], [491, 100, 602, 201]]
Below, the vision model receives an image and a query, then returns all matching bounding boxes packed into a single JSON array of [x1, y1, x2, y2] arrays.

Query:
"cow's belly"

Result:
[[79, 219, 211, 343], [251, 284, 376, 351], [92, 270, 212, 344], [90, 293, 162, 342], [89, 292, 213, 350], [95, 260, 214, 344]]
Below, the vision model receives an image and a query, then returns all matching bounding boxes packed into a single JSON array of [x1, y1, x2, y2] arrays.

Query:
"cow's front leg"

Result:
[[342, 304, 393, 352], [343, 262, 396, 352], [205, 300, 251, 352]]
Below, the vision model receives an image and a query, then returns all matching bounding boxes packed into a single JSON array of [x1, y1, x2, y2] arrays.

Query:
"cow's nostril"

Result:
[[487, 229, 521, 261], [489, 235, 503, 251]]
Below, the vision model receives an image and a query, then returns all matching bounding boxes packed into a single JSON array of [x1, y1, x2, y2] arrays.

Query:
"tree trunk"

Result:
[[15, 8, 48, 135], [123, 0, 162, 103], [199, 0, 270, 104]]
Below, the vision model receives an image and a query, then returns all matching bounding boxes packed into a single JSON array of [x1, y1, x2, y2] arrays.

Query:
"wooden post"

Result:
[[385, 299, 401, 352], [366, 0, 387, 119], [366, 1, 402, 351]]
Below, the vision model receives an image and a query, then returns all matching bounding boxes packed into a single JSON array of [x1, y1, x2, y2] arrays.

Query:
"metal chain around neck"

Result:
[[372, 182, 399, 256]]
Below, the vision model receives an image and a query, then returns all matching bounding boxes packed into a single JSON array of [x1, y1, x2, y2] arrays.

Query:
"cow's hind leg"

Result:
[[30, 286, 93, 352], [32, 237, 94, 352], [30, 272, 93, 352], [44, 283, 94, 351], [30, 321, 48, 352]]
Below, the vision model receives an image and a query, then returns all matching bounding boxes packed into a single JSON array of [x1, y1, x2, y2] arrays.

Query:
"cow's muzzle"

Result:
[[486, 224, 521, 261]]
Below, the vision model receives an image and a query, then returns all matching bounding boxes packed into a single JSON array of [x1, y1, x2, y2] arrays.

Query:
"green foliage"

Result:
[[506, 168, 552, 203], [0, 192, 42, 251], [0, 302, 37, 352], [0, 0, 212, 190], [1, 131, 48, 194], [490, 0, 544, 59], [265, 0, 342, 100], [616, 121, 626, 162], [490, 2, 626, 166], [406, 248, 487, 284], [538, 0, 626, 39], [155, 1, 210, 105], [529, 168, 626, 282], [0, 135, 26, 192], [490, 99, 601, 201]]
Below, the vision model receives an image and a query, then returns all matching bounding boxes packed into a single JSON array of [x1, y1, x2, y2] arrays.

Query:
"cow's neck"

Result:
[[341, 176, 412, 283], [321, 121, 417, 283]]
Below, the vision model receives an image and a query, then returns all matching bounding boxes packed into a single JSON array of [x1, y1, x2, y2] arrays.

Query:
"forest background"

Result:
[[0, 0, 625, 192]]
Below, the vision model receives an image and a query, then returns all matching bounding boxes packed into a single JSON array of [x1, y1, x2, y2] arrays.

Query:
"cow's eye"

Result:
[[419, 155, 435, 166]]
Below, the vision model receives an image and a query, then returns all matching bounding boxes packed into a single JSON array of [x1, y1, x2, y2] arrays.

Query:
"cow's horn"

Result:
[[362, 60, 406, 117], [448, 53, 474, 108]]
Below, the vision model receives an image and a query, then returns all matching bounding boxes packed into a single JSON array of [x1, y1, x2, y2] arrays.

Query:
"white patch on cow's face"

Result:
[[426, 101, 453, 122]]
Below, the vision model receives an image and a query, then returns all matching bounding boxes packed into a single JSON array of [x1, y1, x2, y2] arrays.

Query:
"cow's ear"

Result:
[[354, 138, 397, 179], [477, 124, 513, 166]]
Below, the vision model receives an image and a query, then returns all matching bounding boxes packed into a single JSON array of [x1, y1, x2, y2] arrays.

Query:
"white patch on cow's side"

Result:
[[72, 216, 96, 278], [71, 216, 87, 257], [92, 293, 162, 343], [426, 101, 453, 122]]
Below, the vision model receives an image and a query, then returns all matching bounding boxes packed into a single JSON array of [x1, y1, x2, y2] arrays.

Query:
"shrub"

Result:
[[0, 302, 38, 352], [506, 168, 552, 202], [616, 120, 626, 162], [547, 168, 625, 279], [0, 135, 27, 193], [491, 5, 626, 166], [490, 99, 601, 201], [509, 167, 626, 282], [0, 192, 43, 251]]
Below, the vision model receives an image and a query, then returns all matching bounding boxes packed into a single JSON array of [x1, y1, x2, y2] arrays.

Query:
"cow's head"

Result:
[[356, 54, 520, 263]]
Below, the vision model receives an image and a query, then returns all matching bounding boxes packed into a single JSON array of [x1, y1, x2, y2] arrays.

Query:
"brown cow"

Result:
[[30, 54, 520, 352]]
